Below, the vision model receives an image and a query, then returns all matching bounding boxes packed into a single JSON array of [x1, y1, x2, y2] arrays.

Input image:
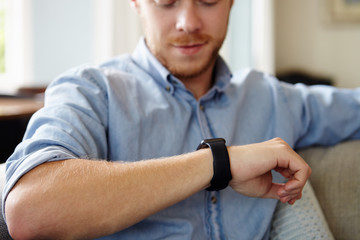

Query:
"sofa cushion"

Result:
[[298, 140, 360, 240], [270, 181, 334, 239]]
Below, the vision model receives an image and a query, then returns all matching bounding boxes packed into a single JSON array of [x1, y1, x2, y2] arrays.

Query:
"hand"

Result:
[[228, 138, 311, 205]]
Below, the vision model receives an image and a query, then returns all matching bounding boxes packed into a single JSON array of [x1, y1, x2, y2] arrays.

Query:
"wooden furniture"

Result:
[[0, 96, 44, 162], [0, 97, 44, 120]]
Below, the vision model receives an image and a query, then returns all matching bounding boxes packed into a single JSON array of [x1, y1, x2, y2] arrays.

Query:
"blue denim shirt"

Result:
[[3, 38, 360, 239]]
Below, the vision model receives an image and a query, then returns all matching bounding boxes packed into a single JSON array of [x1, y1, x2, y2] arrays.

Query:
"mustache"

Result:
[[168, 34, 211, 46]]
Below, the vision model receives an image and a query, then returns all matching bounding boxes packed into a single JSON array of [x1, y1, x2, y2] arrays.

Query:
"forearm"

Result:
[[5, 150, 213, 239], [5, 138, 311, 239]]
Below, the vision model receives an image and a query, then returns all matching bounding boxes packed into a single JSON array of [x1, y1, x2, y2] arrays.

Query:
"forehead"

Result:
[[135, 0, 233, 16], [142, 0, 228, 4], [153, 0, 217, 2]]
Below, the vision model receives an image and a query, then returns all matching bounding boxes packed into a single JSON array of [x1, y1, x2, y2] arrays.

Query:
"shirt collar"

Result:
[[132, 37, 170, 88], [131, 37, 232, 96], [211, 56, 233, 93]]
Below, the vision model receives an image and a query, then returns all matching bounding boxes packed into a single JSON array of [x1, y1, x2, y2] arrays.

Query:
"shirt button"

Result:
[[211, 196, 217, 204], [165, 86, 171, 92], [199, 104, 205, 111]]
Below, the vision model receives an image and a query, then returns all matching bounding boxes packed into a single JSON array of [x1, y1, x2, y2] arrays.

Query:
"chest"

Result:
[[104, 86, 297, 162]]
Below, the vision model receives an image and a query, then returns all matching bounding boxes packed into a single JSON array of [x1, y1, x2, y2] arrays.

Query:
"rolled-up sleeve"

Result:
[[2, 65, 110, 220]]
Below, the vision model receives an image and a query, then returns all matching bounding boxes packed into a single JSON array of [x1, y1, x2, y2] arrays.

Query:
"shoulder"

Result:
[[230, 68, 285, 93], [228, 68, 310, 109], [100, 54, 133, 72], [231, 68, 279, 85], [47, 54, 147, 97]]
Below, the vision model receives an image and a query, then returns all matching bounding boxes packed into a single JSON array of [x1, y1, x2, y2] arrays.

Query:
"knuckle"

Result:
[[308, 166, 312, 176], [272, 137, 284, 144]]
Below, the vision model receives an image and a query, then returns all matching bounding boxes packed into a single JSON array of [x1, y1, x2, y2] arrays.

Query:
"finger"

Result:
[[279, 186, 303, 202], [288, 199, 296, 205], [278, 183, 303, 200], [270, 139, 312, 185], [279, 191, 302, 204], [274, 167, 294, 179], [287, 193, 302, 205], [263, 183, 285, 199], [284, 177, 308, 192], [279, 194, 299, 204], [276, 161, 311, 193]]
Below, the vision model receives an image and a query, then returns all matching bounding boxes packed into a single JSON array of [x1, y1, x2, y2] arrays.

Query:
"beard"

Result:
[[148, 33, 224, 80]]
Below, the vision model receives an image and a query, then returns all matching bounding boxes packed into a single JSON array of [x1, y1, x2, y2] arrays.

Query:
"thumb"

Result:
[[263, 183, 284, 199]]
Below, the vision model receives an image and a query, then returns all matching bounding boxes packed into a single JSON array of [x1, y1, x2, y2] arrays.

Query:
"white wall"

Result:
[[223, 0, 253, 72], [4, 0, 255, 90], [31, 0, 94, 86], [251, 0, 275, 75], [113, 1, 142, 56], [274, 0, 360, 88]]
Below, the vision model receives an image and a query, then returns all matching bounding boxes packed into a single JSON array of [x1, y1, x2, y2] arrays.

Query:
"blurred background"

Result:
[[0, 0, 359, 161], [0, 0, 359, 93], [0, 0, 254, 94]]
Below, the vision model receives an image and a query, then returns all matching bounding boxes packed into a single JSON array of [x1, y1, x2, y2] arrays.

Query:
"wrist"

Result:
[[197, 138, 232, 191], [193, 148, 214, 189]]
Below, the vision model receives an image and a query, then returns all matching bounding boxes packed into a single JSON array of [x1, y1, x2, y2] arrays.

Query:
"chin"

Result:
[[155, 46, 220, 79], [172, 56, 218, 79], [170, 65, 211, 80]]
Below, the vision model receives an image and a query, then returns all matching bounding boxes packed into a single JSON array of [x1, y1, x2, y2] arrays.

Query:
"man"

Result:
[[2, 0, 359, 239]]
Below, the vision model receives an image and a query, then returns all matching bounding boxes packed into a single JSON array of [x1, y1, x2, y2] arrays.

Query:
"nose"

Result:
[[175, 3, 202, 33]]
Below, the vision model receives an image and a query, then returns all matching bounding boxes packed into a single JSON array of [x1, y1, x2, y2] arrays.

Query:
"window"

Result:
[[0, 0, 33, 94], [221, 0, 274, 74], [0, 0, 5, 74], [223, 0, 253, 72]]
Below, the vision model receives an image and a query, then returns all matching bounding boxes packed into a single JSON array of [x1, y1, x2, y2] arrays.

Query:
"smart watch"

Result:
[[197, 138, 232, 191]]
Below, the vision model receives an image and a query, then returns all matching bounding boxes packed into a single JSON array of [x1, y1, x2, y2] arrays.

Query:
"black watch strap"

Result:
[[197, 138, 232, 191]]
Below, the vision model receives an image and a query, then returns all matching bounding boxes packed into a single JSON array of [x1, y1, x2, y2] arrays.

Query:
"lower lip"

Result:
[[174, 44, 204, 55]]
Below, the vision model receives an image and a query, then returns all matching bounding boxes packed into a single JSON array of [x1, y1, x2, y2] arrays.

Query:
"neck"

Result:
[[179, 62, 216, 100]]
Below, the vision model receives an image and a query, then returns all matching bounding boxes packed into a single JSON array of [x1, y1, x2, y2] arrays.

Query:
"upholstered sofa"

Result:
[[271, 140, 360, 240], [1, 140, 359, 239]]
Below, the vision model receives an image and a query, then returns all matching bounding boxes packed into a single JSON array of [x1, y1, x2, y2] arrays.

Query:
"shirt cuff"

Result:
[[1, 146, 78, 222]]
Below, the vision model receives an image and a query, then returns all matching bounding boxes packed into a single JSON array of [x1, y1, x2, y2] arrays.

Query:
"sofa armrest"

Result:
[[0, 163, 12, 239], [297, 140, 360, 240]]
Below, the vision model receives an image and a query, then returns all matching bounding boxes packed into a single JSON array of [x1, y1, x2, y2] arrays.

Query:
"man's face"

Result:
[[133, 0, 233, 80]]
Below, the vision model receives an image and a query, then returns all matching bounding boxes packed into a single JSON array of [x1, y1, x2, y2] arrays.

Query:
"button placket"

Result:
[[197, 101, 212, 139]]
